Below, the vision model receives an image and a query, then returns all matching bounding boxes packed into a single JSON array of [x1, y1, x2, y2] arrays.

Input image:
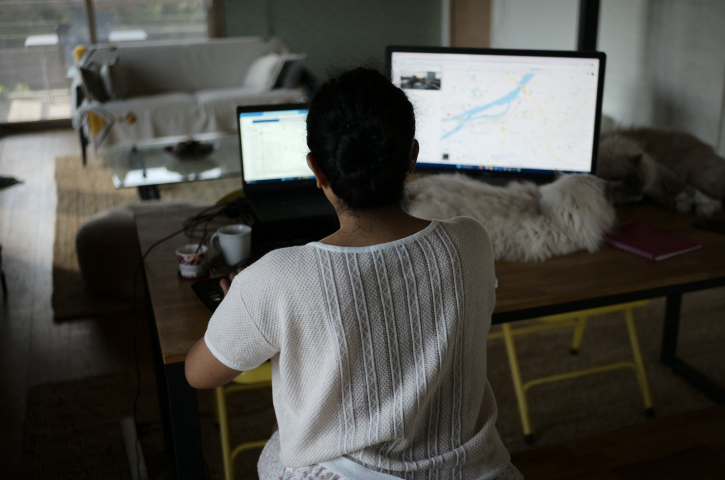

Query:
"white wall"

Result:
[[491, 0, 578, 50], [600, 0, 725, 150], [597, 1, 650, 130], [491, 0, 725, 152]]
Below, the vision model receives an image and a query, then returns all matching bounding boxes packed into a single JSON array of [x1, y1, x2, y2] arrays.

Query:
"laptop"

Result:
[[236, 104, 336, 223], [386, 46, 606, 184]]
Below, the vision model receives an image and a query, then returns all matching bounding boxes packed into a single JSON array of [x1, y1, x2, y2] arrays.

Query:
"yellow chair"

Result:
[[488, 301, 654, 443], [215, 362, 273, 480]]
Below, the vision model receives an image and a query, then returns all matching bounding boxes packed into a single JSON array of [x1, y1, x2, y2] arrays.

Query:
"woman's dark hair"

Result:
[[306, 67, 416, 210]]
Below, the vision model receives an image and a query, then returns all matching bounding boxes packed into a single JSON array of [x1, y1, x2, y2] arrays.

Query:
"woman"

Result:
[[186, 67, 522, 480]]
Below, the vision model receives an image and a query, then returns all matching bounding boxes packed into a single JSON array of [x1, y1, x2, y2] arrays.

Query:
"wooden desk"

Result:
[[493, 205, 725, 406], [137, 204, 725, 480], [494, 205, 725, 320]]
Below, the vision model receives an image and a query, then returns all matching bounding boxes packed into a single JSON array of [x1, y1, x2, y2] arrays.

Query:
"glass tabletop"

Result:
[[107, 133, 241, 188]]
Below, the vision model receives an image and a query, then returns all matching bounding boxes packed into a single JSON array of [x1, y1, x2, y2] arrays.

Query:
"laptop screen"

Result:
[[387, 48, 605, 176], [239, 108, 311, 185]]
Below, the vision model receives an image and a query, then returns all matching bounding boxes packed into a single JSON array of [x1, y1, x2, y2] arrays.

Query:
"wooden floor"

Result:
[[512, 405, 725, 479], [0, 130, 150, 477]]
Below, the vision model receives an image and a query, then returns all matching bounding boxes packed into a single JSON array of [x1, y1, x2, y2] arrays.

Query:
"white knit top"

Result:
[[205, 217, 512, 479]]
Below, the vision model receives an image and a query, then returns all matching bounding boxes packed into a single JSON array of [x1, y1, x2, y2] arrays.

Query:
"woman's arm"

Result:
[[185, 270, 245, 389], [185, 337, 241, 389]]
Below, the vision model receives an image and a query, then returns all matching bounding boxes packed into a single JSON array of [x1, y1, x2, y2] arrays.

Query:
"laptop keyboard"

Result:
[[255, 190, 325, 207]]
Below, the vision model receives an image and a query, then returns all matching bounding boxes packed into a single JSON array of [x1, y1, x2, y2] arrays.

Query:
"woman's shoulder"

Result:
[[436, 216, 491, 242], [437, 215, 484, 227], [237, 245, 321, 285], [434, 216, 494, 262]]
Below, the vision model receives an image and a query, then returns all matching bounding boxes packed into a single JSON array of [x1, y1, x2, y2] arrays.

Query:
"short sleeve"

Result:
[[204, 275, 279, 371], [449, 216, 497, 317]]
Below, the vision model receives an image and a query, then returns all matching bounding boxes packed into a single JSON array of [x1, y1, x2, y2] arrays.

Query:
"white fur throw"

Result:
[[406, 173, 616, 262]]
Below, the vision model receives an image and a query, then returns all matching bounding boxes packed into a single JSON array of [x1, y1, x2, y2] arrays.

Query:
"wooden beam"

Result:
[[84, 0, 97, 44], [450, 0, 492, 48], [207, 0, 225, 39]]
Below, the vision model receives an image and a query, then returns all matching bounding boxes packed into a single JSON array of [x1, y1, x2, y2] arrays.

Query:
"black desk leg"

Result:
[[660, 293, 725, 404], [660, 293, 681, 364], [160, 363, 205, 479], [147, 305, 205, 478]]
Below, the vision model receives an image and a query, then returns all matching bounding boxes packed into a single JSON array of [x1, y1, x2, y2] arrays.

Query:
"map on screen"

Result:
[[391, 51, 601, 174]]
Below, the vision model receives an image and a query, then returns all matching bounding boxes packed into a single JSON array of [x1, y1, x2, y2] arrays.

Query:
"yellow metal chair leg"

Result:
[[623, 308, 655, 417], [502, 323, 535, 443], [230, 441, 268, 465], [570, 316, 588, 354], [215, 386, 235, 480], [213, 365, 272, 480]]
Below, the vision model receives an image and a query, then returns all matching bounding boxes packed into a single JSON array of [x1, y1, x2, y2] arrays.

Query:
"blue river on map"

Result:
[[442, 72, 535, 139]]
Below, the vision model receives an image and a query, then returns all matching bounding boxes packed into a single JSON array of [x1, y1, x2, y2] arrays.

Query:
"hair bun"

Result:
[[307, 67, 416, 209], [334, 119, 389, 188]]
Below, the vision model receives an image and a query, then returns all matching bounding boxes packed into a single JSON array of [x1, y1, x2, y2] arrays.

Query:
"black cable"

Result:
[[130, 202, 234, 479], [130, 226, 186, 480], [195, 211, 217, 254]]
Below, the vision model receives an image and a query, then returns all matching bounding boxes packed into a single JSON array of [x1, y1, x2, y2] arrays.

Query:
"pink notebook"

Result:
[[604, 221, 703, 261]]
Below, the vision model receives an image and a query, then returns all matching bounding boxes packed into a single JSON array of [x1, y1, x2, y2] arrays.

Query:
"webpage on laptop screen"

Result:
[[240, 109, 313, 184], [391, 52, 600, 174]]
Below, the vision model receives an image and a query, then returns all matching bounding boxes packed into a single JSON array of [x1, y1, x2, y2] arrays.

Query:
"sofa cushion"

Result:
[[275, 54, 307, 89], [99, 87, 306, 147], [195, 87, 307, 133], [243, 53, 285, 92], [100, 60, 129, 101], [102, 92, 199, 146], [79, 62, 109, 103], [114, 37, 290, 97]]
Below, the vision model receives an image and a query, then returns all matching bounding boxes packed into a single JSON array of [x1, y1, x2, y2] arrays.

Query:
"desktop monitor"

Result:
[[386, 46, 606, 180]]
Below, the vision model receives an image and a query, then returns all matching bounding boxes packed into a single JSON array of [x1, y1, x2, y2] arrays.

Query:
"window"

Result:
[[0, 0, 208, 124]]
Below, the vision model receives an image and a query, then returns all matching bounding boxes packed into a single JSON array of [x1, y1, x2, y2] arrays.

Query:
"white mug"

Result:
[[210, 224, 252, 266]]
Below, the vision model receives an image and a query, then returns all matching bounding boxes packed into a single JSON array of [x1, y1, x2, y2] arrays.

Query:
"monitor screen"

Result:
[[239, 108, 312, 184], [388, 48, 605, 176]]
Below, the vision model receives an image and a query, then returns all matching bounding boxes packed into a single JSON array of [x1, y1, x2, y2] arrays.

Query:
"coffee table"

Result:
[[107, 132, 240, 199]]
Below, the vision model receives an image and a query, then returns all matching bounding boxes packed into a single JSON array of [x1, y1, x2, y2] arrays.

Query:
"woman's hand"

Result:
[[219, 267, 245, 296]]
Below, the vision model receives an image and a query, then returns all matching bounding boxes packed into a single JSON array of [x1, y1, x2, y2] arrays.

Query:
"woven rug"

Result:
[[22, 291, 725, 478], [23, 372, 274, 480], [52, 154, 242, 320]]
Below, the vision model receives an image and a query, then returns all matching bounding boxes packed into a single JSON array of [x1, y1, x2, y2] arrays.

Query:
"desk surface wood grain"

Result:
[[493, 204, 725, 315], [137, 204, 725, 365]]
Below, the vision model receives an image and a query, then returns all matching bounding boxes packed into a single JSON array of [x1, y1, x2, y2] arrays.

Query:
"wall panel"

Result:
[[223, 0, 442, 81]]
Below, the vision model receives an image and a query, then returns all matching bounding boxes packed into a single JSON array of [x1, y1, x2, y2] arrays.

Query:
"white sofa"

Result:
[[73, 37, 306, 149]]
